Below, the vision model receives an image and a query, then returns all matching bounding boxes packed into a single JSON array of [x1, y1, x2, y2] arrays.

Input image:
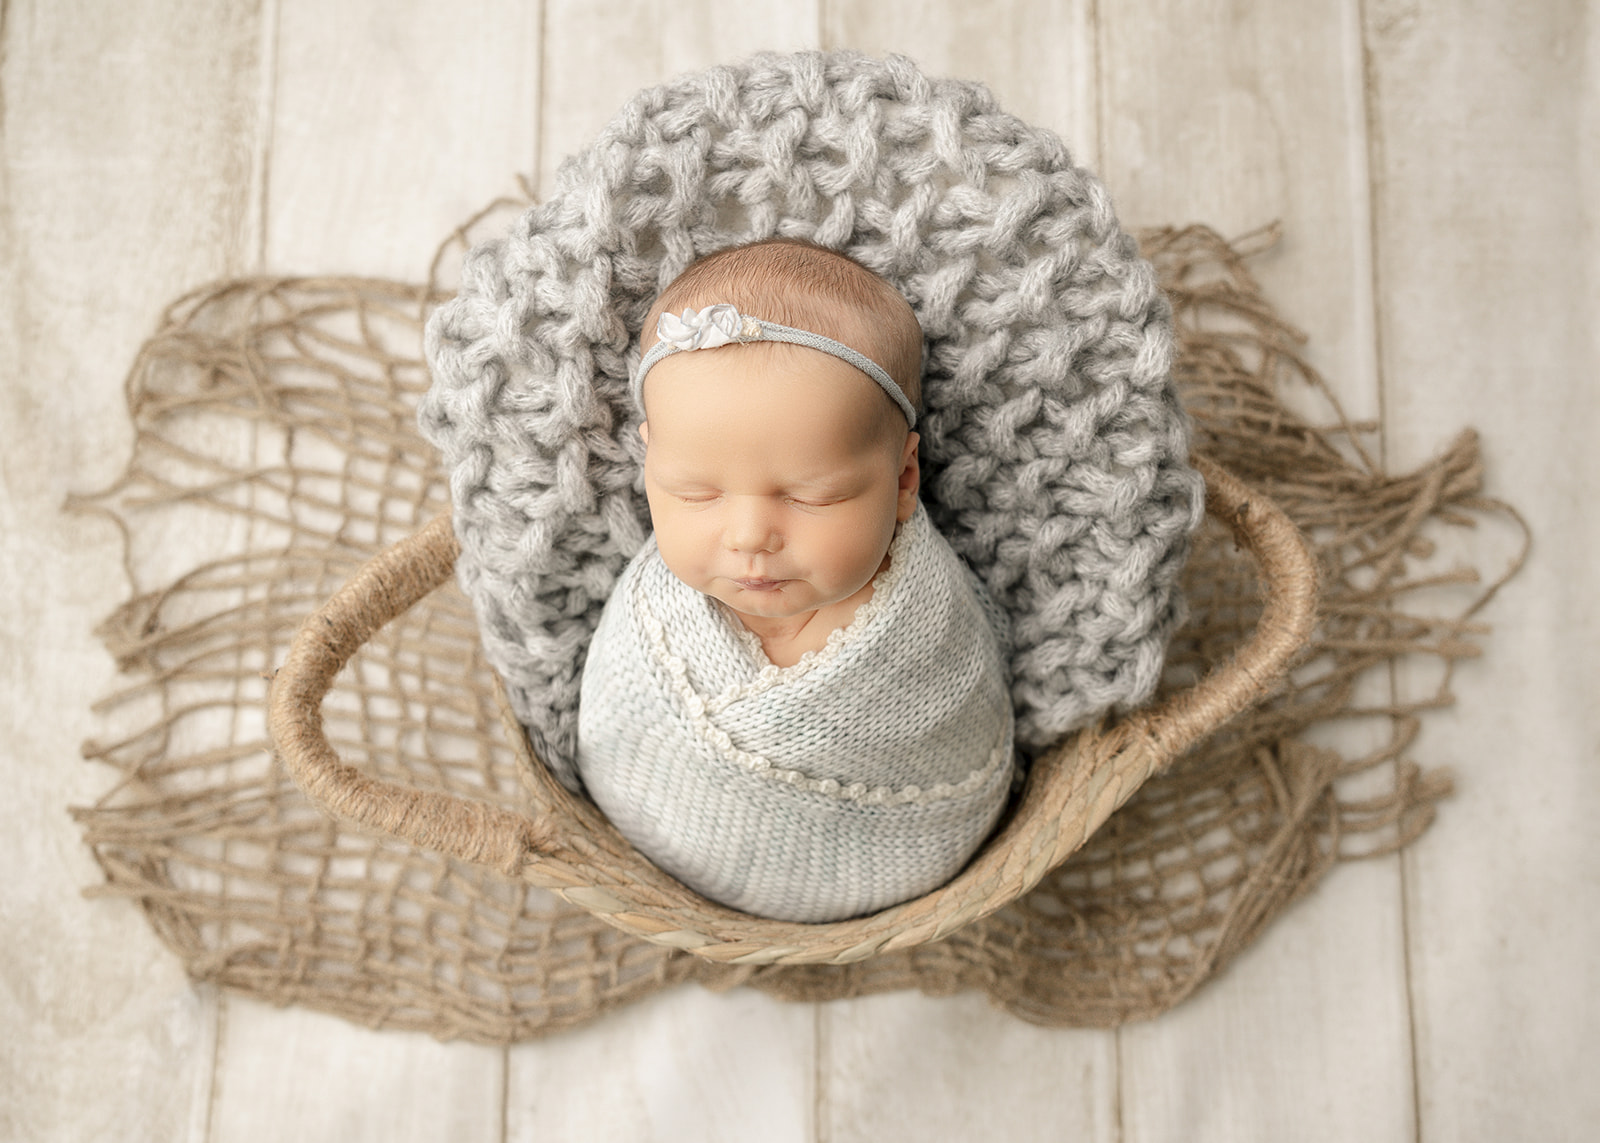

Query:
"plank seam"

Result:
[[1355, 2, 1424, 1140]]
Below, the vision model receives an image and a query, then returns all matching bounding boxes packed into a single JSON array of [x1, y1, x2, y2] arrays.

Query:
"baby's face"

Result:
[[640, 345, 918, 625]]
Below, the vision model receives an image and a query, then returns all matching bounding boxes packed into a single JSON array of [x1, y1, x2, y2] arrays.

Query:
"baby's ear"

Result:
[[638, 421, 650, 445], [896, 431, 920, 522]]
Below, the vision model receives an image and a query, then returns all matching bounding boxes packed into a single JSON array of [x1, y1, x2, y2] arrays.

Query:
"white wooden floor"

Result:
[[4, 2, 1595, 1140]]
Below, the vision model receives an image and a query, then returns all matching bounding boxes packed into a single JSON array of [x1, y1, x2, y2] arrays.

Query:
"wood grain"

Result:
[[210, 1001, 505, 1143], [4, 1, 1594, 1139], [536, 0, 822, 200], [264, 0, 542, 278], [506, 989, 817, 1142], [818, 993, 1116, 1142], [0, 1, 264, 1139], [1098, 3, 1418, 1139], [194, 3, 545, 1136], [808, 11, 1119, 1139], [1365, 2, 1599, 1139], [505, 9, 825, 1136], [1098, 0, 1381, 417], [824, 0, 1100, 168]]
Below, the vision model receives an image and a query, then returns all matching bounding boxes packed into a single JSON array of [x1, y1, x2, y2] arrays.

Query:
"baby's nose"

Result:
[[726, 498, 782, 554]]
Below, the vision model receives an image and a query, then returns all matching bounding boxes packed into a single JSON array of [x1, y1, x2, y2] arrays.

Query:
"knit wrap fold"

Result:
[[576, 505, 1016, 923], [421, 50, 1204, 789]]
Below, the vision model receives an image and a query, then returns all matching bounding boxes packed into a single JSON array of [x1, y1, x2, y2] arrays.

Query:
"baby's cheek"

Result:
[[664, 515, 721, 584], [821, 516, 890, 586]]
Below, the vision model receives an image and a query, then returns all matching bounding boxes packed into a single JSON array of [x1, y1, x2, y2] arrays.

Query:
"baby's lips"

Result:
[[732, 578, 786, 591]]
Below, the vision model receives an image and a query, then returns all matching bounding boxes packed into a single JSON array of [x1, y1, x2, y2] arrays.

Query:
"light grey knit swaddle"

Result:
[[577, 505, 1015, 922], [420, 49, 1202, 799]]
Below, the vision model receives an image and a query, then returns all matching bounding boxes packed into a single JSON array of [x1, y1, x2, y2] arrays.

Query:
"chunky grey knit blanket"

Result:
[[576, 505, 1014, 922], [421, 50, 1203, 791]]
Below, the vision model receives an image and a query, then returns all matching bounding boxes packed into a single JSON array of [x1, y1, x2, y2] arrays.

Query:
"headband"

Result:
[[632, 304, 917, 428]]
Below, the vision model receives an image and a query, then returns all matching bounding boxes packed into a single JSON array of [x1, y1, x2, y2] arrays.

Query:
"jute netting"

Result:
[[74, 206, 1524, 1042]]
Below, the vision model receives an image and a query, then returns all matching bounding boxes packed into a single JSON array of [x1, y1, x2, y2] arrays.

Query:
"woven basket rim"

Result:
[[269, 455, 1318, 966]]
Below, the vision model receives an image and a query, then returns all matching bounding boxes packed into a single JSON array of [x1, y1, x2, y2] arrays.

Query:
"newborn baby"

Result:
[[576, 239, 1014, 923]]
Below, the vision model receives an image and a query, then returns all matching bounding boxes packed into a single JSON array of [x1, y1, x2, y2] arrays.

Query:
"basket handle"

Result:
[[270, 456, 1317, 875], [1125, 454, 1320, 759], [268, 514, 557, 874]]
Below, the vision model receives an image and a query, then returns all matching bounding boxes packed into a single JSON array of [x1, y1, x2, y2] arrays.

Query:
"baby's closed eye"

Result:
[[671, 490, 723, 505]]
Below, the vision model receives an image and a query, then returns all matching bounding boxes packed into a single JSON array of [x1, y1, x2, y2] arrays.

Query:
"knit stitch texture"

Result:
[[421, 50, 1204, 790], [576, 504, 1015, 922]]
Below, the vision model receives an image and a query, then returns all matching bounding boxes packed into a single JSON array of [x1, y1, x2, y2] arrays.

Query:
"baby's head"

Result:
[[640, 238, 923, 414], [634, 239, 923, 633]]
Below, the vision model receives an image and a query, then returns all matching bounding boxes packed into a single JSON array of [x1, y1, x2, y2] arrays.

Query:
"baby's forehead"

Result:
[[646, 370, 908, 488]]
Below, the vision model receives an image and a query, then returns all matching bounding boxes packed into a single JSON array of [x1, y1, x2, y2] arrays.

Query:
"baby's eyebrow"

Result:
[[644, 453, 713, 479], [782, 472, 873, 498], [786, 475, 851, 491], [651, 471, 721, 489]]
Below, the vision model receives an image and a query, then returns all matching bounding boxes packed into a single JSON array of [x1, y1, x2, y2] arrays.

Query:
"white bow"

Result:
[[655, 304, 744, 351]]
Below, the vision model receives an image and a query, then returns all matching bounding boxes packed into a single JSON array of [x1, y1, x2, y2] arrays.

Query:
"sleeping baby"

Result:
[[576, 238, 1015, 923]]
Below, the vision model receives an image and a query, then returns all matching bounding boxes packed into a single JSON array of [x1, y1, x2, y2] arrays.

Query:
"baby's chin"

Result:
[[708, 580, 816, 619], [712, 575, 885, 625]]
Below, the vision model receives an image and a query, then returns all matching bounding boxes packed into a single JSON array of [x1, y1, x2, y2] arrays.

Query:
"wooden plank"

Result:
[[264, 0, 542, 278], [824, 0, 1100, 169], [1097, 3, 1418, 1140], [1098, 0, 1381, 418], [1119, 867, 1415, 1140], [509, 10, 826, 1138], [1365, 3, 1598, 1139], [809, 10, 1118, 1141], [210, 1000, 504, 1142], [0, 0, 267, 1140], [199, 4, 547, 1138], [506, 989, 817, 1142], [818, 993, 1115, 1142], [203, 901, 512, 1135], [536, 0, 822, 198]]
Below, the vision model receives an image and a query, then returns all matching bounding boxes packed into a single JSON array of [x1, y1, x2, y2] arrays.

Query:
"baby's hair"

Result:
[[642, 238, 923, 412]]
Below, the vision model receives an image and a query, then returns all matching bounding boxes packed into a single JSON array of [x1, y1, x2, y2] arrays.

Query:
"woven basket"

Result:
[[269, 453, 1316, 967]]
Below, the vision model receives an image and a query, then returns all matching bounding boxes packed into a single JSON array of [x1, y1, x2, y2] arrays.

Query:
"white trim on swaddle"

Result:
[[576, 504, 1016, 923]]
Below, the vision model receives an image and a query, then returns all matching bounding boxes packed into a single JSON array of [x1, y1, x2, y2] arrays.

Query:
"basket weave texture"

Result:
[[270, 453, 1313, 966], [75, 224, 1516, 1039]]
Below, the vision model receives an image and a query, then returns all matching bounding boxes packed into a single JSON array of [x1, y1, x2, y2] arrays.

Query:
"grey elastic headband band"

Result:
[[633, 304, 917, 428]]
